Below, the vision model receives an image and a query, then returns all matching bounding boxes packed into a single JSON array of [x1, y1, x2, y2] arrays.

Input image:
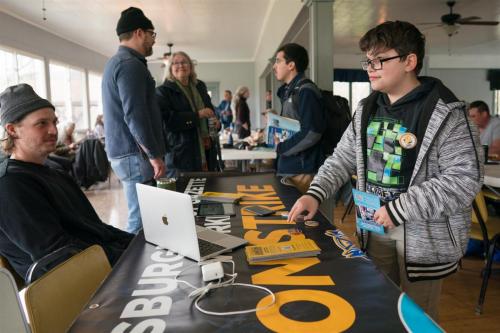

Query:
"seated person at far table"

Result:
[[54, 121, 79, 158], [468, 100, 500, 157], [0, 84, 133, 283]]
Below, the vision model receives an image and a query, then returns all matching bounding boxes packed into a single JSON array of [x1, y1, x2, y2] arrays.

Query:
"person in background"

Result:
[[59, 121, 77, 147], [468, 100, 500, 156], [265, 89, 273, 109], [233, 86, 251, 139], [54, 121, 78, 158], [102, 7, 166, 234], [0, 84, 133, 283], [93, 114, 105, 139], [288, 21, 483, 320], [217, 90, 233, 129], [156, 51, 220, 177], [272, 43, 326, 194]]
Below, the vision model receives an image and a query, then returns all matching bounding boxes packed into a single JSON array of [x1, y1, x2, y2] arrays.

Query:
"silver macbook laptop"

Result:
[[136, 184, 247, 262]]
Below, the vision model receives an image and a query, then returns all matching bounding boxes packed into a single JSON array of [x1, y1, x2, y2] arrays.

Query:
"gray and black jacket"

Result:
[[307, 77, 484, 281]]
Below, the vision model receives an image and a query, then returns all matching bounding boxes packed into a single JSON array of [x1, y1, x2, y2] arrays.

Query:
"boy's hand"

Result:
[[287, 195, 319, 223], [373, 206, 395, 229]]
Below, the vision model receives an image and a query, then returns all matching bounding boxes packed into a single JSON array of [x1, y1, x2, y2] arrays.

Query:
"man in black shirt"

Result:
[[0, 84, 133, 283]]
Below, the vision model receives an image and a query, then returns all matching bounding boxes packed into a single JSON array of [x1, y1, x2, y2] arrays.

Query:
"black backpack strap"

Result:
[[290, 78, 322, 110]]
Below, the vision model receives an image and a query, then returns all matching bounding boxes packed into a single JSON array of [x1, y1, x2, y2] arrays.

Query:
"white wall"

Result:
[[149, 62, 259, 127], [196, 62, 256, 111], [427, 68, 493, 107], [0, 12, 108, 72]]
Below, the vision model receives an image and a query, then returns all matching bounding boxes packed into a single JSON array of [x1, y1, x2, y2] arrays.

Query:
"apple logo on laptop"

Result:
[[162, 214, 169, 225]]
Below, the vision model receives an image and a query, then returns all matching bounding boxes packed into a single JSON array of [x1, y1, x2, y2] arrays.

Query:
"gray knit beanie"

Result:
[[0, 84, 54, 126]]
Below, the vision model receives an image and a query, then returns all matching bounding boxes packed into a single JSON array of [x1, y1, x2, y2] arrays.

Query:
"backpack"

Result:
[[291, 79, 352, 156]]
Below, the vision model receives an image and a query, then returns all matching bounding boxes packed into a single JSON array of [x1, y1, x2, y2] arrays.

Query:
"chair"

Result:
[[24, 245, 111, 333], [470, 191, 500, 314], [340, 175, 357, 224], [0, 254, 25, 290], [0, 268, 31, 333]]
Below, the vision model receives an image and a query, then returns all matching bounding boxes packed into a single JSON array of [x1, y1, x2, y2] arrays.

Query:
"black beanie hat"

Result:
[[0, 84, 54, 126], [116, 7, 154, 36]]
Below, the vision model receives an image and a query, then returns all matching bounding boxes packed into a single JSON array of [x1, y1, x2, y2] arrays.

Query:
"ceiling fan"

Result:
[[420, 1, 499, 36], [149, 43, 174, 68]]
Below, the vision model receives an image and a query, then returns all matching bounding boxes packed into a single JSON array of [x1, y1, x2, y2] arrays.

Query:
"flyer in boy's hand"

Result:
[[352, 189, 385, 234]]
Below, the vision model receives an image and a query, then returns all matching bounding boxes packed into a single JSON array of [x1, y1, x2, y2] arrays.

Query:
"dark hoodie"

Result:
[[365, 78, 436, 202]]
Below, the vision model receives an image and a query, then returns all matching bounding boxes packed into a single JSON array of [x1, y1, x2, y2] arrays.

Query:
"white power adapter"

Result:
[[201, 261, 224, 282]]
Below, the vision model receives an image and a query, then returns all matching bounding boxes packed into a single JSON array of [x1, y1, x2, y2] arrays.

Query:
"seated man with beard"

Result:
[[0, 84, 133, 283]]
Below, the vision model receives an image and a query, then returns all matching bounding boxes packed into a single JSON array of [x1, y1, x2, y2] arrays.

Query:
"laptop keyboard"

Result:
[[198, 238, 226, 257]]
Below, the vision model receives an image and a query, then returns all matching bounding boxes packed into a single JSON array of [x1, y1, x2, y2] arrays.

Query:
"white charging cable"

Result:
[[174, 259, 276, 316]]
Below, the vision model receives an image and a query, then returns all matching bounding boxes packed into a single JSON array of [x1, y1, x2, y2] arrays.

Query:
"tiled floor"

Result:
[[85, 173, 128, 230]]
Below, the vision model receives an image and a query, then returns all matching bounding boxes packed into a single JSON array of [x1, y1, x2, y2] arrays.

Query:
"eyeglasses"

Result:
[[360, 54, 408, 71], [145, 30, 157, 39], [172, 61, 189, 67], [273, 57, 285, 65]]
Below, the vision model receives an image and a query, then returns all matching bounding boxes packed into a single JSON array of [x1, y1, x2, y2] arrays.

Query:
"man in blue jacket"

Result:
[[273, 43, 326, 194], [102, 7, 166, 234]]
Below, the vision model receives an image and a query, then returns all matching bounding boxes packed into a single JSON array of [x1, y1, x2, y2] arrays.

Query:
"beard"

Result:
[[143, 41, 153, 57]]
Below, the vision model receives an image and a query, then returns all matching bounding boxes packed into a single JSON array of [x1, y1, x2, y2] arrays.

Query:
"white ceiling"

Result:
[[0, 0, 499, 63]]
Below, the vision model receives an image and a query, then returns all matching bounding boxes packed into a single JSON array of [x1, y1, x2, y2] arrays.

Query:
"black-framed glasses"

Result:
[[145, 30, 157, 39], [360, 54, 408, 71]]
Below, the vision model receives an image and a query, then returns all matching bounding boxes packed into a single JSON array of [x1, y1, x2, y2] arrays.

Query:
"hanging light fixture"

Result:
[[41, 0, 47, 21], [443, 24, 459, 37]]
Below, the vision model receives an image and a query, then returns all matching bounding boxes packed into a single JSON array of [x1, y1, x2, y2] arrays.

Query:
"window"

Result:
[[333, 81, 371, 114], [351, 82, 371, 113], [49, 63, 87, 129], [494, 90, 500, 116], [0, 47, 46, 97], [88, 72, 103, 127]]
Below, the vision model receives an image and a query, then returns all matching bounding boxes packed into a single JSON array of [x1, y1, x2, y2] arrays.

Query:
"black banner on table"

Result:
[[69, 174, 439, 333]]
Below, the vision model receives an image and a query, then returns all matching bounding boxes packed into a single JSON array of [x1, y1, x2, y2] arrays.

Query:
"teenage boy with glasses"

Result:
[[288, 20, 483, 319], [102, 7, 166, 234]]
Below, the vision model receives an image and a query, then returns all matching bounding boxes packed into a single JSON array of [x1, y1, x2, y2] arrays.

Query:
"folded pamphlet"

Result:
[[200, 192, 244, 203], [245, 239, 320, 263], [265, 113, 300, 148]]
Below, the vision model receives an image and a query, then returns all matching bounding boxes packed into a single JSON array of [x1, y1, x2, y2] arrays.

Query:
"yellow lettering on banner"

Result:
[[242, 215, 294, 229], [237, 185, 274, 192], [240, 200, 283, 205], [256, 289, 355, 332], [239, 192, 280, 201], [244, 230, 305, 245], [252, 258, 334, 285], [240, 204, 286, 214]]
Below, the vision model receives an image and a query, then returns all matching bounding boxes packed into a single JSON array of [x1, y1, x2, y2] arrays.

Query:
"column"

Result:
[[305, 0, 334, 90]]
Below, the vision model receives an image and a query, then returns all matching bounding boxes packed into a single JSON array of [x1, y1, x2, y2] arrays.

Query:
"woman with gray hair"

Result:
[[156, 51, 220, 176], [232, 86, 251, 139]]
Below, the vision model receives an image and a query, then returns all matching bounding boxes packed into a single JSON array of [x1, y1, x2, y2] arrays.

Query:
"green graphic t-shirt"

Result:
[[365, 83, 433, 202]]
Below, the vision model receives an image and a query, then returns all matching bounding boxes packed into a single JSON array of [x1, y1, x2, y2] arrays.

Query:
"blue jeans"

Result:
[[110, 153, 153, 234]]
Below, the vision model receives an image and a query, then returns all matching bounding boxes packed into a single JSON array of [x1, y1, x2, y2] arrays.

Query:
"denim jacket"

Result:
[[102, 46, 165, 159]]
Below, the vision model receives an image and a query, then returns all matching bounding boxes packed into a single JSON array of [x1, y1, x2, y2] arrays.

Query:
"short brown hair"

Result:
[[359, 21, 426, 74], [118, 31, 134, 42], [469, 100, 490, 115]]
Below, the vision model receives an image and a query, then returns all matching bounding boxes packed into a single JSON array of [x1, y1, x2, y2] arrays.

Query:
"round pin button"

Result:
[[288, 228, 303, 235], [304, 220, 319, 227]]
